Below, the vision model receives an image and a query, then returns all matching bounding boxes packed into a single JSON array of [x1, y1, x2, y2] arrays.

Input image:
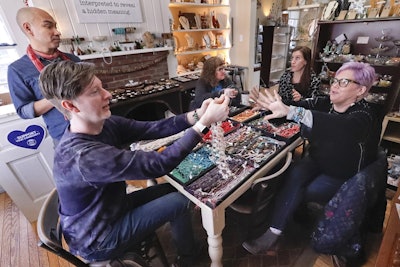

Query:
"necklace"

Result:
[[209, 122, 233, 180]]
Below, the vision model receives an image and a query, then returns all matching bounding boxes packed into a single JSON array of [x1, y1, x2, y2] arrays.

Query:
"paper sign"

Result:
[[7, 125, 45, 150], [357, 36, 369, 44], [73, 0, 143, 23]]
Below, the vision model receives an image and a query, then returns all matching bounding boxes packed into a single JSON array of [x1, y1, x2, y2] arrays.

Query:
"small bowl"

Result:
[[93, 36, 108, 42]]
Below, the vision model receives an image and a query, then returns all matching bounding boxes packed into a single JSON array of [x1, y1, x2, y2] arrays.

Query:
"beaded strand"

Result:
[[209, 122, 233, 179]]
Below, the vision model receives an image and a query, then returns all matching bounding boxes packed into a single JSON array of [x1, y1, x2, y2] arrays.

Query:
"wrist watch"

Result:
[[194, 121, 210, 134]]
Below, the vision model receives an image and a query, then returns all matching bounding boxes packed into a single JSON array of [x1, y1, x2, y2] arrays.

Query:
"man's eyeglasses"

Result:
[[330, 78, 361, 87]]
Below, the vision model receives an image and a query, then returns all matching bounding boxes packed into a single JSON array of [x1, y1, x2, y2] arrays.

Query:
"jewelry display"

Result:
[[185, 125, 285, 207], [185, 33, 194, 49], [186, 156, 254, 207], [223, 126, 285, 165], [247, 119, 300, 140], [321, 1, 339, 21], [209, 122, 233, 179], [207, 31, 216, 48], [130, 131, 185, 152], [370, 28, 392, 63], [202, 120, 239, 142], [202, 33, 211, 48], [179, 16, 190, 30], [230, 109, 260, 122], [170, 146, 215, 184]]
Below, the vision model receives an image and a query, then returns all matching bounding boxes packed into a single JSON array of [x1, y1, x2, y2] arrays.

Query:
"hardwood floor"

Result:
[[0, 187, 391, 267], [0, 192, 74, 267]]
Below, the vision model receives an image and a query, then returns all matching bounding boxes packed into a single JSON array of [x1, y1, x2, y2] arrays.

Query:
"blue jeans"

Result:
[[84, 183, 196, 262], [270, 156, 346, 231]]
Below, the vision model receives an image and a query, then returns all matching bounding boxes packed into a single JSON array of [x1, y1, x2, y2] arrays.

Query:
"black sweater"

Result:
[[297, 96, 381, 179]]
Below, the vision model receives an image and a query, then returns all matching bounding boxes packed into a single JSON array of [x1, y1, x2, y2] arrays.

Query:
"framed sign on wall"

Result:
[[73, 0, 143, 23]]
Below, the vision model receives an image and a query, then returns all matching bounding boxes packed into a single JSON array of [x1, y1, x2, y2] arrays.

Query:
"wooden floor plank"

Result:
[[1, 193, 13, 267], [18, 207, 30, 266], [29, 221, 43, 267], [0, 189, 390, 267], [0, 193, 5, 261], [10, 201, 20, 266]]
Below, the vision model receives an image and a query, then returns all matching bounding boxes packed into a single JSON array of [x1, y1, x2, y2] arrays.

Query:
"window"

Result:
[[0, 7, 19, 95]]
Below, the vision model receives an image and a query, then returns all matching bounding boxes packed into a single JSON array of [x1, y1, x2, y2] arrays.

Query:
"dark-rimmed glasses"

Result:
[[330, 78, 361, 87]]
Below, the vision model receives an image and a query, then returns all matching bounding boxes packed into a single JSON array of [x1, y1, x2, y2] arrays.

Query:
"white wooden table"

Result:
[[163, 137, 302, 267]]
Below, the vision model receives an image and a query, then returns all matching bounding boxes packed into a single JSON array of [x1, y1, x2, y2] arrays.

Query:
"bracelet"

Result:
[[193, 109, 200, 122], [292, 107, 305, 123]]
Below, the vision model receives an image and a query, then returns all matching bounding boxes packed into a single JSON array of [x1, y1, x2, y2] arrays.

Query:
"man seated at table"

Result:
[[38, 60, 230, 266]]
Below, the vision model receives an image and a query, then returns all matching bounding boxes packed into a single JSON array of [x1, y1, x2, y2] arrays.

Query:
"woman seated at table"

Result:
[[190, 56, 241, 110], [242, 62, 380, 265], [278, 46, 321, 104]]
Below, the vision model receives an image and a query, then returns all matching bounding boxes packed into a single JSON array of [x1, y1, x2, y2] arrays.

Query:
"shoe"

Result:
[[331, 255, 347, 267], [242, 228, 279, 255], [172, 242, 207, 267]]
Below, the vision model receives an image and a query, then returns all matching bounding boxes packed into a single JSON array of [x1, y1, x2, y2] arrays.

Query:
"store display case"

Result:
[[259, 25, 291, 87], [168, 1, 231, 76], [312, 18, 400, 117]]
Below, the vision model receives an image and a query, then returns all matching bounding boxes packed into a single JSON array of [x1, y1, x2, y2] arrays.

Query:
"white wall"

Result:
[[230, 0, 258, 91], [1, 0, 171, 55], [2, 0, 258, 84], [0, 0, 29, 56]]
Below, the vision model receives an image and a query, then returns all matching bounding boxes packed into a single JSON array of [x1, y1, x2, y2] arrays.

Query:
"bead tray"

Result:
[[202, 119, 240, 142], [246, 116, 301, 143], [169, 146, 215, 185], [182, 126, 286, 207], [228, 104, 250, 117], [229, 108, 261, 123], [223, 126, 286, 166], [185, 156, 256, 208]]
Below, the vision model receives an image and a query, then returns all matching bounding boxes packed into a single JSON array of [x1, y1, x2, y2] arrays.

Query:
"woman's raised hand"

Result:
[[250, 87, 289, 120]]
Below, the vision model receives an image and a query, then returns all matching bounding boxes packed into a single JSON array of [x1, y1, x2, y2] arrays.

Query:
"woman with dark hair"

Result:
[[278, 46, 321, 104], [190, 56, 241, 110]]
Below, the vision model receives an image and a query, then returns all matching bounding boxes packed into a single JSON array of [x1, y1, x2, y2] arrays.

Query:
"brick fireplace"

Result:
[[82, 50, 179, 121], [82, 50, 170, 90]]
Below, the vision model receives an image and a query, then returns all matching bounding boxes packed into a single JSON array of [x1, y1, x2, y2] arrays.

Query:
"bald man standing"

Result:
[[7, 7, 80, 144]]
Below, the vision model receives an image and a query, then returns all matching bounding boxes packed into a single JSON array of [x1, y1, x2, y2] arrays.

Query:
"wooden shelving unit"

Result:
[[168, 1, 231, 76]]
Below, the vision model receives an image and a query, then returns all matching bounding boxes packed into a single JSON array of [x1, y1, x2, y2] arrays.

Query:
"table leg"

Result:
[[207, 234, 223, 267], [200, 207, 226, 267]]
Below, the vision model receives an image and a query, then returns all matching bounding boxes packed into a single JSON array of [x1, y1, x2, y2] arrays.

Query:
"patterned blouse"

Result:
[[278, 70, 321, 104]]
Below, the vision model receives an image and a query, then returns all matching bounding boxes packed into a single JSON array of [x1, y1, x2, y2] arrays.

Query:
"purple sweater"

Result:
[[54, 115, 201, 257]]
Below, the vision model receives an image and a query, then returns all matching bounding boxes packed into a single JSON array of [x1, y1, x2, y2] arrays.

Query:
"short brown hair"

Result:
[[39, 61, 96, 117]]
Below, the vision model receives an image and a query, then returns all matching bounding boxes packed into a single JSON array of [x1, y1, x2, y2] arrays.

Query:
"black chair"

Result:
[[229, 152, 293, 228], [37, 188, 168, 267]]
